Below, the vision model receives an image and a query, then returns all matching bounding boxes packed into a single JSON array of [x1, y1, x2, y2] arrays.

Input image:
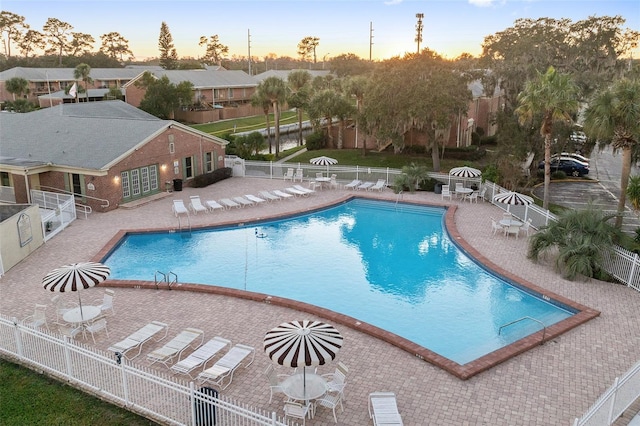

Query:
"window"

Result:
[[204, 152, 214, 173], [184, 156, 194, 179], [131, 169, 141, 196], [71, 174, 82, 195], [121, 171, 130, 198], [169, 134, 175, 154], [227, 88, 234, 99], [0, 172, 10, 186], [214, 89, 220, 99]]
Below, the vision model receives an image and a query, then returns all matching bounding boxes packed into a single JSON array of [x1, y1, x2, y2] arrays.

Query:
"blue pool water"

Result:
[[103, 199, 574, 365]]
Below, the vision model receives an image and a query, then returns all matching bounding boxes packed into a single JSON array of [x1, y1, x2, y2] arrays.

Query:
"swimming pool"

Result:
[[103, 199, 577, 367]]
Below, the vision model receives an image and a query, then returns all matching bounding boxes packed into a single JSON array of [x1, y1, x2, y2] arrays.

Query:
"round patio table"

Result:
[[281, 372, 328, 404]]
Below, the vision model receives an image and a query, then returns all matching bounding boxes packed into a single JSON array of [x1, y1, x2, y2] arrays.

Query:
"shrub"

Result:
[[305, 131, 326, 150], [191, 167, 232, 188], [551, 170, 567, 180], [480, 135, 498, 145], [444, 146, 486, 161], [482, 164, 499, 184]]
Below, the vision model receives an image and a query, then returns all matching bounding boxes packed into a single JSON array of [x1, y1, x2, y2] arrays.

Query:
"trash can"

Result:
[[195, 386, 217, 426], [173, 178, 183, 192], [434, 182, 443, 194]]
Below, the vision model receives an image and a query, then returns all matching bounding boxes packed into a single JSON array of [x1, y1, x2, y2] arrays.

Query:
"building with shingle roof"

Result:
[[0, 100, 227, 211]]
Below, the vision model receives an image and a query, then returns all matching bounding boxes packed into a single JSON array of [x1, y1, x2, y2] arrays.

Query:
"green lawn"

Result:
[[0, 359, 158, 426], [192, 111, 302, 137], [281, 148, 470, 171]]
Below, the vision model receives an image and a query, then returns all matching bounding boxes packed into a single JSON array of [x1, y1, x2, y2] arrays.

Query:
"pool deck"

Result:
[[2, 176, 639, 425]]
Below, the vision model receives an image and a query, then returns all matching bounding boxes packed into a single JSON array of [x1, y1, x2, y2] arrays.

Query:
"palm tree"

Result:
[[255, 77, 286, 157], [287, 70, 312, 146], [344, 76, 368, 155], [250, 91, 272, 154], [5, 77, 30, 100], [515, 66, 580, 210], [584, 78, 640, 229], [73, 63, 93, 103], [528, 206, 621, 280]]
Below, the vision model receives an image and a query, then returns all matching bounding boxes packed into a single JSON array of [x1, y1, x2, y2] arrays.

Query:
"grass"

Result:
[[0, 359, 158, 426], [192, 111, 303, 137], [281, 148, 467, 171]]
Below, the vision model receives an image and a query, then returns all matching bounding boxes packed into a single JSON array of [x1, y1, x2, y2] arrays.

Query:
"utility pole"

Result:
[[369, 21, 374, 61], [415, 13, 424, 54], [247, 29, 252, 76]]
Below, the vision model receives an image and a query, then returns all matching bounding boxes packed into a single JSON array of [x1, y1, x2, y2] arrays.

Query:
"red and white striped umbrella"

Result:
[[43, 262, 110, 318], [263, 320, 343, 368]]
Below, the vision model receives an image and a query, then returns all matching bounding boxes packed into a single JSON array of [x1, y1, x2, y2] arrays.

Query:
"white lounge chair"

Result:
[[172, 199, 189, 217], [293, 184, 315, 195], [244, 194, 266, 205], [369, 179, 386, 192], [171, 336, 231, 378], [219, 198, 242, 209], [259, 191, 281, 202], [285, 187, 307, 197], [196, 343, 255, 390], [147, 327, 204, 367], [357, 181, 374, 191], [272, 189, 294, 199], [205, 200, 225, 212], [232, 196, 255, 207], [189, 196, 208, 215], [107, 321, 169, 360], [344, 179, 361, 190], [368, 392, 403, 425]]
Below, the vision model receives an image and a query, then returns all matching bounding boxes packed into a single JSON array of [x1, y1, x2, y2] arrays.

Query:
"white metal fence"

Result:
[[0, 315, 289, 426], [573, 360, 640, 426], [30, 189, 77, 242]]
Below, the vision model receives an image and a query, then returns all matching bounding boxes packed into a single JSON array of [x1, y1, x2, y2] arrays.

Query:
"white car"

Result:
[[552, 152, 589, 165]]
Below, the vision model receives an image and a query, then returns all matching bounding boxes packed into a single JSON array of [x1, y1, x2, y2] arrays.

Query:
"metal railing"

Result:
[[0, 314, 288, 426]]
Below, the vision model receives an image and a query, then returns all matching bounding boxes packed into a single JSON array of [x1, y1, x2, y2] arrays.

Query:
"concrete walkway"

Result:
[[1, 177, 639, 425]]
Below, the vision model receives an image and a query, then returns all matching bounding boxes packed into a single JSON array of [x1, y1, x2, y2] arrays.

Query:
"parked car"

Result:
[[551, 152, 590, 164], [539, 158, 589, 177]]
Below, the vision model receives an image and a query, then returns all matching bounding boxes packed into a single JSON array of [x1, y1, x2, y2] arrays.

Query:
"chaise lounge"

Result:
[[196, 343, 255, 390], [107, 321, 169, 360]]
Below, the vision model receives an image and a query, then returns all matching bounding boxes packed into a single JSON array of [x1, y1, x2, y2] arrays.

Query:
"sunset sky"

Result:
[[4, 0, 639, 61]]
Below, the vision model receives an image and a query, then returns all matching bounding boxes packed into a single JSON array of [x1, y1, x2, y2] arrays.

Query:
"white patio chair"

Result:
[[520, 218, 533, 237], [283, 168, 294, 181], [92, 289, 115, 316], [315, 389, 345, 423], [329, 174, 339, 190], [264, 364, 288, 403], [293, 168, 304, 182], [85, 316, 109, 344], [284, 401, 311, 425], [441, 185, 452, 201], [55, 321, 83, 339], [22, 304, 49, 330], [466, 191, 479, 203], [51, 295, 77, 323], [491, 218, 504, 236], [505, 223, 520, 239]]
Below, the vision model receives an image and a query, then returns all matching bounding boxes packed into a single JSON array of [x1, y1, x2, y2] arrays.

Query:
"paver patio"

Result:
[[1, 176, 639, 425]]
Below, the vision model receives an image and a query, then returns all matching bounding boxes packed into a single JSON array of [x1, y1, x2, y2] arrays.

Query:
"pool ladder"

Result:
[[177, 214, 191, 234], [498, 316, 546, 345], [154, 271, 178, 290]]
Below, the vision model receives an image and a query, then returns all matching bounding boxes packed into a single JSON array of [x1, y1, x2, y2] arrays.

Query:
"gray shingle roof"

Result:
[[148, 69, 257, 89], [0, 67, 144, 82], [0, 101, 167, 170], [253, 69, 330, 83]]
